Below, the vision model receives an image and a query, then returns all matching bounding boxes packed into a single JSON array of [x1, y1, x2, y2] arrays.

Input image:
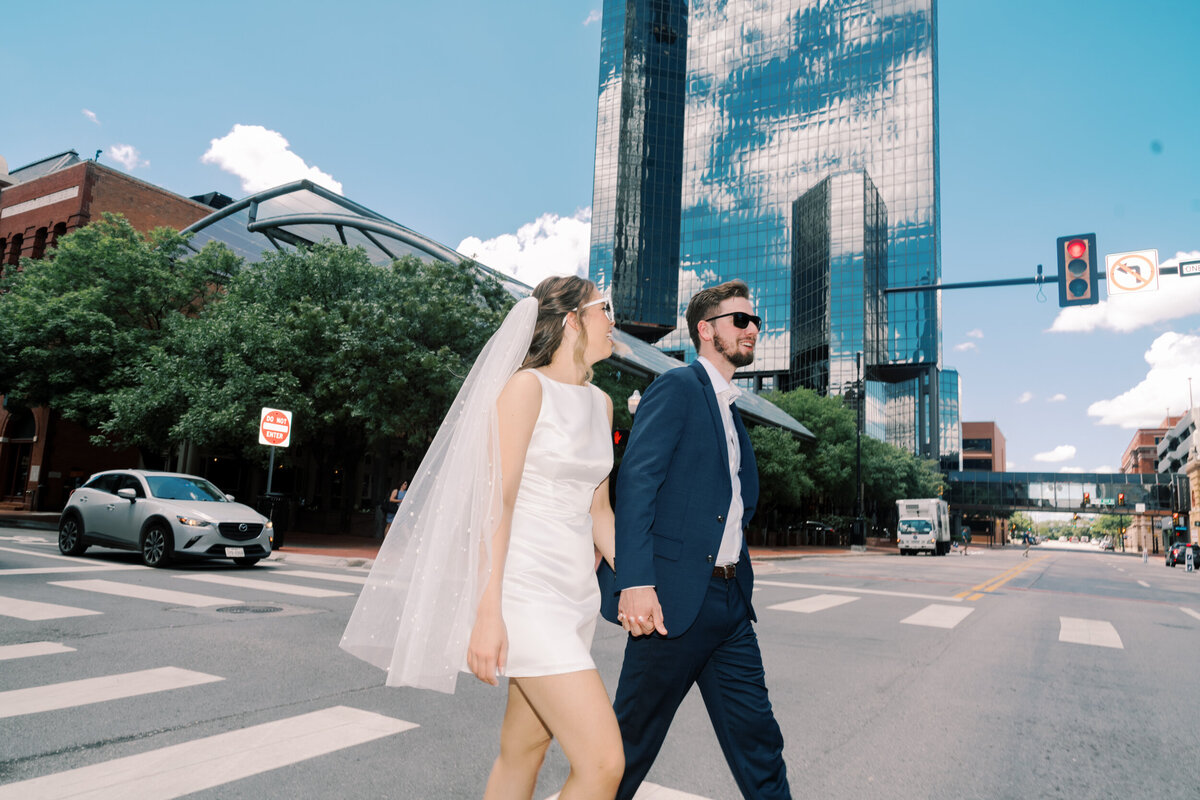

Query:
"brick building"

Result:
[[0, 151, 215, 511], [960, 421, 1008, 544], [1121, 415, 1182, 553]]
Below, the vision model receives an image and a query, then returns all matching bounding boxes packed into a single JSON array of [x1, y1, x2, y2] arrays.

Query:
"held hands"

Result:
[[467, 606, 507, 686], [617, 586, 667, 637]]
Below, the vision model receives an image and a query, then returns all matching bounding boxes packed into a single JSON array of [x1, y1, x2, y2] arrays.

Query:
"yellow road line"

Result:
[[956, 555, 1051, 600]]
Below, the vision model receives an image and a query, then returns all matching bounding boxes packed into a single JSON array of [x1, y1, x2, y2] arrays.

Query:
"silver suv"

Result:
[[58, 470, 273, 567]]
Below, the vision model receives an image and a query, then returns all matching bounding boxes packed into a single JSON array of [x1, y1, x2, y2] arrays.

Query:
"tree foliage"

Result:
[[0, 213, 238, 431], [101, 244, 512, 461]]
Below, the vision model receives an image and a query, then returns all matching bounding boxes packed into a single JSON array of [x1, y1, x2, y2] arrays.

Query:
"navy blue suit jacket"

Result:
[[599, 360, 759, 638]]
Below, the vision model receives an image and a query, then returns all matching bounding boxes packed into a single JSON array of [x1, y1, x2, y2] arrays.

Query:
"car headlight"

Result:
[[177, 516, 211, 527], [265, 520, 274, 529]]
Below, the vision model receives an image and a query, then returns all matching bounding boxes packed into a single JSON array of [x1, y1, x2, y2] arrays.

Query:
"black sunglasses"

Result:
[[704, 311, 762, 330]]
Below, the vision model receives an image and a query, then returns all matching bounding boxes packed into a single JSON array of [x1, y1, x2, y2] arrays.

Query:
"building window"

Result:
[[31, 227, 49, 260], [6, 233, 22, 266]]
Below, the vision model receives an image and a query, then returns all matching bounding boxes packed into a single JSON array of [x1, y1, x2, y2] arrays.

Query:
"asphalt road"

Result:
[[2, 527, 1197, 799]]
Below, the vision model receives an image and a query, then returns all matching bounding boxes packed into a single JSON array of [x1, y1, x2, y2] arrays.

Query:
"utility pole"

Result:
[[854, 351, 865, 550]]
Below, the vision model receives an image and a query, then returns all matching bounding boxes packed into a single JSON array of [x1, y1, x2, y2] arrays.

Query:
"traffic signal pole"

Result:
[[885, 263, 1183, 295]]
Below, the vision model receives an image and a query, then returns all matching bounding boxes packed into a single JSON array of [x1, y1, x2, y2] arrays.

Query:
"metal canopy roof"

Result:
[[183, 181, 813, 440]]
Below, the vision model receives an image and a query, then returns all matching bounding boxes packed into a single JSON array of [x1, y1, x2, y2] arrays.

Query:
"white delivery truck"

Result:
[[896, 498, 951, 556]]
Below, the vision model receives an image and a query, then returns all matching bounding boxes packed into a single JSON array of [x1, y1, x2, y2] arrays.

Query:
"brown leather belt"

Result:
[[712, 563, 737, 579]]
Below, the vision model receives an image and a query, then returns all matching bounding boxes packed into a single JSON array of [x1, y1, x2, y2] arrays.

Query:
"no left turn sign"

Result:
[[259, 407, 293, 447]]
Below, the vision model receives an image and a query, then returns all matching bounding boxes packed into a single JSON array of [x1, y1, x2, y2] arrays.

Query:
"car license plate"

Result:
[[225, 547, 245, 558]]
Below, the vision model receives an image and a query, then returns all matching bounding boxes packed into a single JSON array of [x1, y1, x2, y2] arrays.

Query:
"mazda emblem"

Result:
[[239, 523, 248, 532]]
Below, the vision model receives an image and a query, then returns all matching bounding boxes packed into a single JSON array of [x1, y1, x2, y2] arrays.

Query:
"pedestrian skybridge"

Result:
[[946, 471, 1189, 516]]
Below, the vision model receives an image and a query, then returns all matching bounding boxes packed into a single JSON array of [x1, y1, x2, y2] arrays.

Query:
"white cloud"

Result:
[[1090, 464, 1117, 473], [108, 144, 148, 170], [1058, 466, 1086, 474], [1034, 445, 1077, 463], [953, 341, 976, 352], [966, 329, 983, 339], [457, 208, 592, 287], [201, 124, 342, 195], [1048, 250, 1200, 333], [1087, 331, 1200, 428], [1047, 393, 1067, 402], [583, 9, 601, 25], [82, 109, 99, 125], [1017, 391, 1033, 404]]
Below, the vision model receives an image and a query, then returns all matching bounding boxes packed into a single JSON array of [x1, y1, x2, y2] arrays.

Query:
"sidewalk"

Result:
[[0, 509, 895, 568]]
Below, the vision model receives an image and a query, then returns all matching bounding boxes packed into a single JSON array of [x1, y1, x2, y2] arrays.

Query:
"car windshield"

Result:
[[899, 519, 932, 534], [146, 476, 228, 502]]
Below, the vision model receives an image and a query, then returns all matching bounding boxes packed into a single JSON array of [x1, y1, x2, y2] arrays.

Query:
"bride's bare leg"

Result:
[[510, 670, 623, 800], [484, 679, 553, 800]]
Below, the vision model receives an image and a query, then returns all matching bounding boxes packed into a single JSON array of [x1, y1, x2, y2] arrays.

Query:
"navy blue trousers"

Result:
[[612, 574, 790, 799]]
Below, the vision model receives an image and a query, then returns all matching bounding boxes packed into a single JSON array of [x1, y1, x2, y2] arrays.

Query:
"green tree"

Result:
[[101, 244, 512, 523], [0, 213, 239, 454]]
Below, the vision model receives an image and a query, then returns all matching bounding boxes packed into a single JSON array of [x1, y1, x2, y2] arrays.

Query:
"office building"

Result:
[[589, 0, 955, 460]]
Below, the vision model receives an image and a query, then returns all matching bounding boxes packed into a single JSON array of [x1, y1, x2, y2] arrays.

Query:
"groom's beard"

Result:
[[714, 330, 755, 368]]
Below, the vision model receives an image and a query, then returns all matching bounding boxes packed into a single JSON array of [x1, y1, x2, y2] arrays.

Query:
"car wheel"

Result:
[[141, 524, 173, 568], [233, 557, 261, 567], [58, 515, 89, 556]]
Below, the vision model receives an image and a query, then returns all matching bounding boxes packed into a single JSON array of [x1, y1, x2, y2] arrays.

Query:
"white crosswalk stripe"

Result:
[[0, 593, 102, 621], [177, 574, 352, 597], [546, 782, 711, 800], [0, 667, 223, 719], [272, 569, 368, 585], [1058, 617, 1123, 649], [769, 594, 859, 614], [1179, 607, 1200, 622], [901, 604, 974, 629], [0, 641, 76, 661], [0, 705, 416, 799], [50, 579, 239, 608]]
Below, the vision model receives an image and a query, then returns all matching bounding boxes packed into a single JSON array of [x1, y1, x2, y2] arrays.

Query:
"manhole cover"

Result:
[[216, 605, 282, 614]]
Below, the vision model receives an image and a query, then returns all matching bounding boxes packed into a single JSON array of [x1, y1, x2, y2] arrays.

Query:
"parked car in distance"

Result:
[[58, 470, 272, 568], [1165, 542, 1199, 568]]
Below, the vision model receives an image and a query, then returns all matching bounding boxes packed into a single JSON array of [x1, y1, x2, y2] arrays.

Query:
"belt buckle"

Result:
[[716, 563, 736, 579]]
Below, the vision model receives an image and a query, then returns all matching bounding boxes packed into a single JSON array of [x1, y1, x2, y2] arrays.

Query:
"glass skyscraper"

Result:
[[590, 0, 956, 461]]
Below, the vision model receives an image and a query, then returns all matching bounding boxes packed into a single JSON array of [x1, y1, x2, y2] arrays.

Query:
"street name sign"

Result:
[[259, 408, 293, 447], [1180, 259, 1200, 278], [1105, 249, 1159, 295]]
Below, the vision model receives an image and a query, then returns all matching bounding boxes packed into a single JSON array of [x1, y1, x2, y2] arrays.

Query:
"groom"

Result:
[[599, 280, 790, 798]]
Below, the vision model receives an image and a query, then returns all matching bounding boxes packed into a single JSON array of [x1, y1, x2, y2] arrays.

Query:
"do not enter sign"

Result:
[[259, 408, 293, 447]]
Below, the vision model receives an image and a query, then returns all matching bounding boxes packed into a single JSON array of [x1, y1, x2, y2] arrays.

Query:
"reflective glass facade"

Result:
[[938, 368, 961, 471], [947, 472, 1187, 515], [590, 0, 689, 341], [589, 0, 944, 453]]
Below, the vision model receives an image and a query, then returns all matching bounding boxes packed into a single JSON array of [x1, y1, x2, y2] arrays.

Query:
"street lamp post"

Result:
[[854, 351, 865, 550]]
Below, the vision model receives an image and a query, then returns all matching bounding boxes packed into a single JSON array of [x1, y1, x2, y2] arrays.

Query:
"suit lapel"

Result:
[[691, 361, 733, 490]]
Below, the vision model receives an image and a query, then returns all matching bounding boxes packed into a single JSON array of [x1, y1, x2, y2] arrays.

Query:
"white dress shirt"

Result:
[[696, 357, 743, 567]]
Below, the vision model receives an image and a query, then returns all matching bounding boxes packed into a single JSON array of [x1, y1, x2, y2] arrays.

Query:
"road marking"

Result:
[[756, 580, 960, 602], [768, 594, 859, 614], [178, 574, 352, 598], [1181, 608, 1200, 622], [546, 782, 710, 800], [50, 579, 239, 608], [1058, 617, 1123, 649], [0, 545, 144, 565], [0, 667, 223, 719], [967, 593, 984, 601], [1137, 580, 1150, 588], [273, 569, 368, 585], [0, 705, 415, 799], [900, 604, 975, 629], [954, 555, 1049, 599], [0, 594, 102, 621], [0, 642, 76, 661], [0, 565, 135, 576]]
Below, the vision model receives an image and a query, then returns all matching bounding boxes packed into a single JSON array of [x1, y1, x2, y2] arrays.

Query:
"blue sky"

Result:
[[5, 0, 1198, 473]]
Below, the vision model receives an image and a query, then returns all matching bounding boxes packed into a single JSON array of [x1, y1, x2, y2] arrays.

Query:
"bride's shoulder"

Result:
[[500, 370, 543, 402]]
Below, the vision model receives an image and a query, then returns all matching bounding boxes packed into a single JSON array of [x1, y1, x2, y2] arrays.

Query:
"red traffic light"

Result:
[[1066, 239, 1087, 259], [1057, 233, 1098, 307], [612, 429, 630, 446]]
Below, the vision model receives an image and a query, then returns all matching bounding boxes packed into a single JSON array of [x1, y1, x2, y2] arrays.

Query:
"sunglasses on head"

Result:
[[704, 311, 762, 330], [563, 296, 615, 326]]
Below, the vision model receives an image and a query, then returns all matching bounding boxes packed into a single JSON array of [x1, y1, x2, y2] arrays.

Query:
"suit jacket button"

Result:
[[717, 515, 725, 523], [707, 555, 715, 563]]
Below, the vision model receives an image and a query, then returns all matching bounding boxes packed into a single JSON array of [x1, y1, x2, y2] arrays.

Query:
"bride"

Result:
[[342, 275, 623, 799]]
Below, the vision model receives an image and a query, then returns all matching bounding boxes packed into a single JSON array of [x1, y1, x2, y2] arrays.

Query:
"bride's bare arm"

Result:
[[467, 370, 541, 686]]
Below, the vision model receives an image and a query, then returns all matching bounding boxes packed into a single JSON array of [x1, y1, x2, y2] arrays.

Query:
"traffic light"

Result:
[[612, 429, 630, 447], [1082, 492, 1090, 507], [1057, 233, 1099, 307], [1118, 492, 1125, 506]]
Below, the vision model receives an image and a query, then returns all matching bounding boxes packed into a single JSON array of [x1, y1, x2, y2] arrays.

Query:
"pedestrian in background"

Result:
[[384, 480, 407, 526], [962, 525, 971, 555], [342, 276, 623, 799]]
